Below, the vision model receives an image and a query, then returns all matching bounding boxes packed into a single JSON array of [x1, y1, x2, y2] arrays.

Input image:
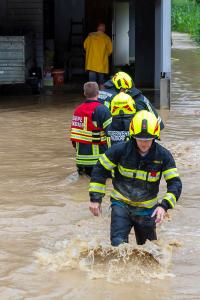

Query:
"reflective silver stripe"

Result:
[[76, 142, 79, 152], [71, 134, 92, 141], [118, 165, 161, 182], [92, 144, 99, 155], [77, 153, 100, 159], [163, 192, 176, 208], [136, 170, 147, 180], [118, 165, 135, 178], [76, 159, 98, 165], [147, 172, 161, 182], [157, 116, 162, 124], [71, 128, 104, 136], [163, 168, 179, 181], [107, 137, 111, 148], [71, 134, 98, 142], [104, 101, 111, 109], [118, 165, 147, 180], [83, 116, 87, 130], [71, 134, 106, 143], [103, 117, 112, 129], [99, 154, 116, 171], [71, 128, 92, 136], [111, 189, 158, 208], [143, 96, 153, 113], [144, 96, 162, 123], [89, 182, 106, 193]]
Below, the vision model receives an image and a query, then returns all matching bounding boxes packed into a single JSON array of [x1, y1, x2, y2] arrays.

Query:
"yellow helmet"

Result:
[[111, 92, 136, 116], [112, 71, 133, 89], [129, 110, 160, 140]]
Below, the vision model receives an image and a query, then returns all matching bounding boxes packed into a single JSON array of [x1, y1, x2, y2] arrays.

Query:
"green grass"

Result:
[[172, 0, 200, 43]]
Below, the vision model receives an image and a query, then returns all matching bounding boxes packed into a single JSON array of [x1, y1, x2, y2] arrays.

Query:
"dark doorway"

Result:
[[135, 0, 155, 88], [84, 0, 113, 77], [43, 0, 55, 40], [85, 0, 113, 36]]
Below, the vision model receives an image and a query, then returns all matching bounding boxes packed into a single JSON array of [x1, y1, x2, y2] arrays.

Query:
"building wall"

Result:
[[6, 0, 43, 68]]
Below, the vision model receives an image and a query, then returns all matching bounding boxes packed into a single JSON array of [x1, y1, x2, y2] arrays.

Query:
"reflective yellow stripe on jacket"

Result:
[[89, 182, 106, 194], [118, 165, 161, 182], [106, 137, 111, 148], [71, 128, 106, 143], [103, 117, 112, 129], [76, 143, 101, 165], [163, 192, 176, 208], [92, 144, 100, 155], [163, 168, 179, 181], [111, 189, 158, 208], [99, 154, 116, 171], [76, 159, 98, 165]]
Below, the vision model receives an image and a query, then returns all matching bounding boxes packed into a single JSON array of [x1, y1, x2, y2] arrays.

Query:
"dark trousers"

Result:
[[77, 166, 93, 177], [88, 71, 105, 85], [110, 205, 157, 246]]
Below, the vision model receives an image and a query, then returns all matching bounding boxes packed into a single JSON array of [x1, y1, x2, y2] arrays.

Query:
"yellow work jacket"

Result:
[[84, 32, 112, 74]]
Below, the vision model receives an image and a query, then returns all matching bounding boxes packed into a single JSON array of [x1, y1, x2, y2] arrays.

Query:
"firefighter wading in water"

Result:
[[70, 82, 112, 176], [99, 71, 165, 130], [89, 111, 182, 246]]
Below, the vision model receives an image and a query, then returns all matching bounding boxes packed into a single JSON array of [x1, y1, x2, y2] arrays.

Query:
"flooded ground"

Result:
[[0, 32, 200, 299]]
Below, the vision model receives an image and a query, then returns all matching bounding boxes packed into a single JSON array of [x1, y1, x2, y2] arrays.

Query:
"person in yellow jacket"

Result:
[[84, 23, 112, 89]]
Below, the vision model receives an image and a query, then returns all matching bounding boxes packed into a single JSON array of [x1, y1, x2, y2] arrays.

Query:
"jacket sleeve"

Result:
[[160, 150, 182, 210], [89, 144, 122, 203], [93, 105, 112, 129], [89, 160, 111, 203], [134, 94, 165, 130]]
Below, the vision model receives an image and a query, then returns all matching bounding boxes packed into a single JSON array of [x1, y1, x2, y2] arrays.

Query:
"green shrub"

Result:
[[172, 0, 200, 44]]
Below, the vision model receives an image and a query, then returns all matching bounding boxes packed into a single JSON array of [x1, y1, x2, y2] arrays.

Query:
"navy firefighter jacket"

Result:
[[98, 79, 164, 130], [89, 140, 182, 211], [106, 115, 132, 146]]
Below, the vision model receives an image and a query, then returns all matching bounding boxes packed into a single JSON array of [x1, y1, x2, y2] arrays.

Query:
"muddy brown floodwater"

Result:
[[0, 32, 200, 299]]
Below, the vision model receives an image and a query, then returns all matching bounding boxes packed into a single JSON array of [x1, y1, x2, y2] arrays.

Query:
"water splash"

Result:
[[35, 238, 176, 283]]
